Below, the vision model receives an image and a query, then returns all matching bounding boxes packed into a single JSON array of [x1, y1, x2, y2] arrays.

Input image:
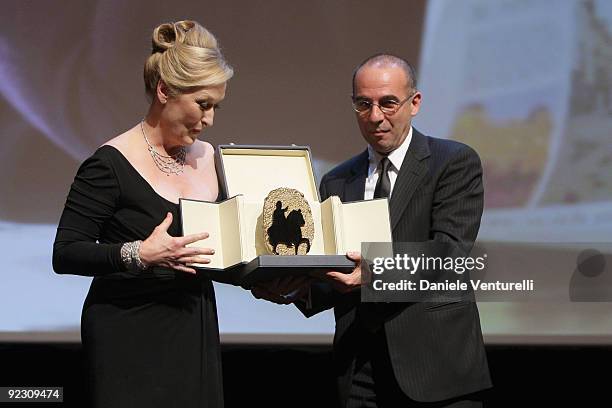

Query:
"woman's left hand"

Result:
[[139, 212, 215, 274]]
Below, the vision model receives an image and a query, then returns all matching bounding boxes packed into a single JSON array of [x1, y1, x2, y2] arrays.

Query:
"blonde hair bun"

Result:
[[144, 20, 233, 98]]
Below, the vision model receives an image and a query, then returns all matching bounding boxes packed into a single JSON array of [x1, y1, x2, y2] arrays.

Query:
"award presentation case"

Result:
[[180, 145, 392, 288]]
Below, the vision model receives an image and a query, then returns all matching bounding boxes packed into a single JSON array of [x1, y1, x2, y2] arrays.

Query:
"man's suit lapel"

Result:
[[342, 150, 368, 202], [389, 129, 430, 231]]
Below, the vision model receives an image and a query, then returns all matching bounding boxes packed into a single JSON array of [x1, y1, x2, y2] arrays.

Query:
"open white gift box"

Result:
[[180, 145, 392, 287]]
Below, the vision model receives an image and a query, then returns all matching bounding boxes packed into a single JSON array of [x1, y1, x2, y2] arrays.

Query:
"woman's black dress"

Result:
[[53, 145, 223, 408]]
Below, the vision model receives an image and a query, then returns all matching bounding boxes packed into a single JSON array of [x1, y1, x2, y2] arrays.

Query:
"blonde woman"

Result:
[[53, 20, 233, 407]]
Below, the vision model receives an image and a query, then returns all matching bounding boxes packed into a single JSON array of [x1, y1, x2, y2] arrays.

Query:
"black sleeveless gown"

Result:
[[53, 145, 223, 407]]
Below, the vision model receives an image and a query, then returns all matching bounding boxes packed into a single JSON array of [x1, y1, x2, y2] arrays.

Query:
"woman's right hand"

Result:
[[138, 212, 214, 274]]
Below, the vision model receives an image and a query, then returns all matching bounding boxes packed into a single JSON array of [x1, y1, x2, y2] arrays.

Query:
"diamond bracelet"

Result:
[[120, 240, 148, 271]]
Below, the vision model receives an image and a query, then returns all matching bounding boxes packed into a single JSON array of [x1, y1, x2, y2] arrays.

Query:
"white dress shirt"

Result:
[[364, 127, 413, 200]]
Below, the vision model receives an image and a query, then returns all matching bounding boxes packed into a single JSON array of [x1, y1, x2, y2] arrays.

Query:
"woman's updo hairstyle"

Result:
[[144, 20, 233, 100]]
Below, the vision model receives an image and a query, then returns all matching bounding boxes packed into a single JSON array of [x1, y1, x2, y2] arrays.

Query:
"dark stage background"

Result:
[[1, 343, 611, 407]]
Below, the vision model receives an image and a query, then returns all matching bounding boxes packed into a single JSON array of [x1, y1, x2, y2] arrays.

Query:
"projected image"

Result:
[[449, 100, 552, 209], [540, 0, 612, 205], [417, 0, 612, 236]]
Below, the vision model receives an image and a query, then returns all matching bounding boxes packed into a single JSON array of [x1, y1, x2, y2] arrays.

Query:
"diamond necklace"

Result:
[[140, 120, 186, 176]]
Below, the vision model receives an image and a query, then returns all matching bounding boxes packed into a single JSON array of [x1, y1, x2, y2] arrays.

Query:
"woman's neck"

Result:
[[142, 108, 184, 156]]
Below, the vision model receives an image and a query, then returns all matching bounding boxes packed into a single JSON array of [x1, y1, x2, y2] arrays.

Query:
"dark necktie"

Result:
[[359, 157, 392, 333], [373, 157, 391, 199]]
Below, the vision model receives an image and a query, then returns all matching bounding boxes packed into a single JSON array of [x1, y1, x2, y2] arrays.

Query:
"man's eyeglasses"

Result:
[[351, 91, 417, 116]]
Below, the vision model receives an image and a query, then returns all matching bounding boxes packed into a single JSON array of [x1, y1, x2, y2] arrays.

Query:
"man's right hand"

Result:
[[251, 275, 313, 305]]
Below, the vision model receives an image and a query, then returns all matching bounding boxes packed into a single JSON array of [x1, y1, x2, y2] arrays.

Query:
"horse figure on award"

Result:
[[267, 200, 311, 255]]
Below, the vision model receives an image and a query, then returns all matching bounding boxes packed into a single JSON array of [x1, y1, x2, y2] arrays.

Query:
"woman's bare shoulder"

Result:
[[101, 125, 141, 153], [189, 140, 215, 164], [193, 140, 214, 154]]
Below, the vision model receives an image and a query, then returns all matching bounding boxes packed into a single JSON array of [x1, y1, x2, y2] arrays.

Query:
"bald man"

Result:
[[254, 54, 492, 407]]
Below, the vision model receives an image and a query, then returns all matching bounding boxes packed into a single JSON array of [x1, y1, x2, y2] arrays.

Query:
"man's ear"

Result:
[[410, 91, 422, 116], [156, 80, 170, 104]]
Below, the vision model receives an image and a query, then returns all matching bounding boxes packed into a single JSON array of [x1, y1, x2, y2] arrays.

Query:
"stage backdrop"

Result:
[[1, 0, 611, 344]]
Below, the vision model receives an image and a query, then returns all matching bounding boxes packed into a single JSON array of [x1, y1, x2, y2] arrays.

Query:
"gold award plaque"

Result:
[[262, 187, 315, 255]]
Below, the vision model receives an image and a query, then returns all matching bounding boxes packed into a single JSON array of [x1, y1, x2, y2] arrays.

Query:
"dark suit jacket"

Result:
[[307, 129, 492, 404]]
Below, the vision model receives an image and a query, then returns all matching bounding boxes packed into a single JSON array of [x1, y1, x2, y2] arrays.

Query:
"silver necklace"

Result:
[[140, 120, 186, 176]]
